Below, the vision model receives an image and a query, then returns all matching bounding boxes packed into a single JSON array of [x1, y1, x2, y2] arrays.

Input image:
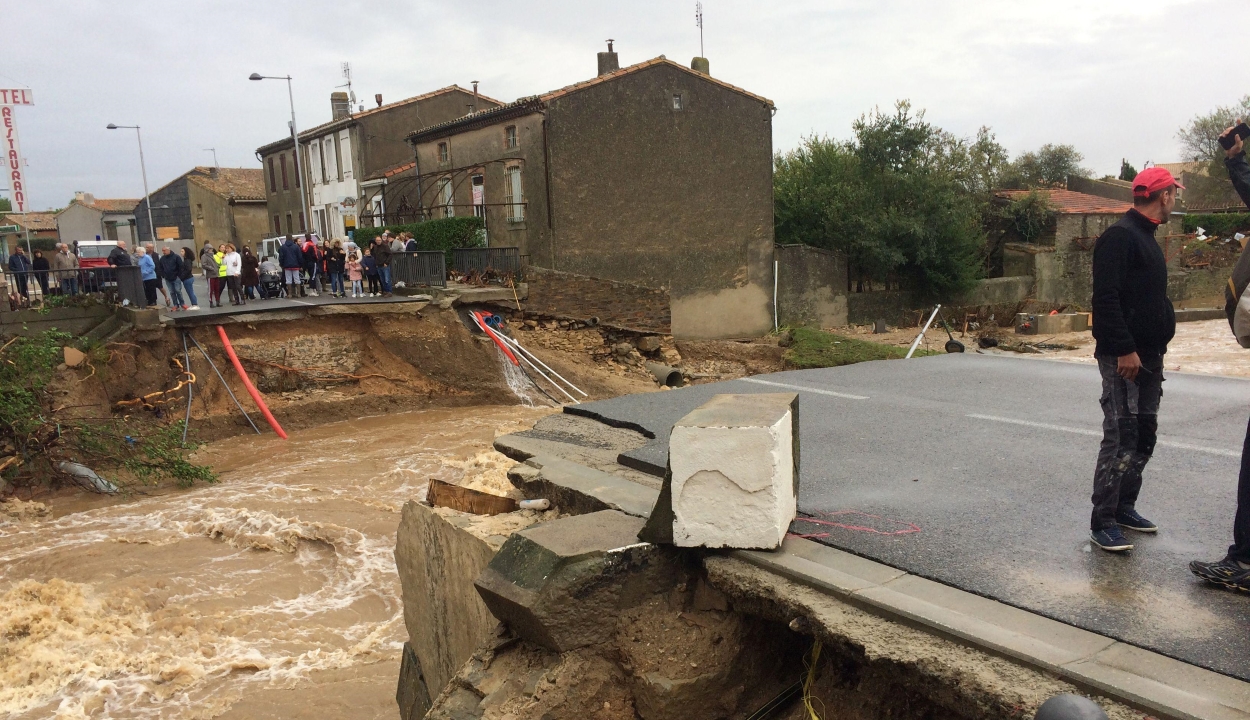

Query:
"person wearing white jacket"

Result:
[[223, 243, 245, 306]]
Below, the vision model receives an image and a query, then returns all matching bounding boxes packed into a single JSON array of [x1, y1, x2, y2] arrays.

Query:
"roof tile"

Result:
[[997, 189, 1132, 215]]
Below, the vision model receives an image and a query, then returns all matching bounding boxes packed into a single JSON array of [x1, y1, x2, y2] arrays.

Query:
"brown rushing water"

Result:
[[1, 406, 549, 720]]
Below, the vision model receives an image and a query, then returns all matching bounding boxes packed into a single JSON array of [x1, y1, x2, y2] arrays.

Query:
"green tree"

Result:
[[1178, 95, 1250, 164], [999, 144, 1091, 189], [0, 198, 10, 212], [774, 101, 987, 298], [1118, 159, 1137, 181]]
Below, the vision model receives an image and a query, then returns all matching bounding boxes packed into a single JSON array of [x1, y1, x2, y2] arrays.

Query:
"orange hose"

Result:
[[473, 311, 519, 365], [216, 325, 288, 439]]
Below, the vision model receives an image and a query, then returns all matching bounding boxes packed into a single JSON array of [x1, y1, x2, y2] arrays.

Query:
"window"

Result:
[[323, 137, 338, 182], [273, 215, 281, 235], [280, 154, 289, 190], [298, 211, 306, 232], [672, 93, 684, 111], [471, 174, 485, 219], [267, 157, 277, 192], [504, 166, 524, 222], [438, 142, 449, 163], [437, 178, 454, 218], [309, 142, 322, 185], [505, 125, 518, 149], [285, 212, 293, 235], [339, 131, 353, 179], [195, 203, 203, 220]]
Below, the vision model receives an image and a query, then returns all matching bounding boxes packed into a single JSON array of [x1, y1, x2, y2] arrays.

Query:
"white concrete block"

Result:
[[669, 393, 798, 550]]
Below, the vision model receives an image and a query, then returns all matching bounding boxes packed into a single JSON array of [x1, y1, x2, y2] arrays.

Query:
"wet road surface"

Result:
[[570, 353, 1250, 681]]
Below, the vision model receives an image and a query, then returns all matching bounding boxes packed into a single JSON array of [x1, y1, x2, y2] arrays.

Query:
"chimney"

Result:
[[74, 191, 95, 206], [331, 91, 350, 120], [471, 80, 479, 114], [375, 93, 383, 108], [597, 39, 619, 76], [691, 57, 710, 76]]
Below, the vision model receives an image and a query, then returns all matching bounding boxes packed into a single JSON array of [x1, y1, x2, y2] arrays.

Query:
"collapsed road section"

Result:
[[394, 389, 1249, 719]]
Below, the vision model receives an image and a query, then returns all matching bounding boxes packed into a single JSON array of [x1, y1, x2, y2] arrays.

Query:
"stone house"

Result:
[[255, 86, 501, 240], [135, 167, 268, 250], [55, 193, 138, 245], [390, 47, 776, 340], [0, 211, 59, 258]]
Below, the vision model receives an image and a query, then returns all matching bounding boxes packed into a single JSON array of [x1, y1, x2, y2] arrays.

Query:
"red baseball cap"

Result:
[[1131, 167, 1184, 197]]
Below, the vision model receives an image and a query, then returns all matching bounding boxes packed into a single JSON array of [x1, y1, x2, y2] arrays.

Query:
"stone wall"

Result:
[[844, 276, 1034, 326], [523, 266, 671, 334], [0, 305, 115, 336], [775, 244, 847, 329]]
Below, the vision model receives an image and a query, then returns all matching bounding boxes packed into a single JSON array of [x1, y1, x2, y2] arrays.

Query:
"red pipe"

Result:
[[216, 325, 288, 439], [473, 311, 519, 365]]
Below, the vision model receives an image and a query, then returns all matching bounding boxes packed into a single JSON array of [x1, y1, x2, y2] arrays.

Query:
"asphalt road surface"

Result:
[[568, 353, 1250, 681]]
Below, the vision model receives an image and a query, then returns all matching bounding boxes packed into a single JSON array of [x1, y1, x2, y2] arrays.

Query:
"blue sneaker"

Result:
[[1190, 558, 1250, 592], [1116, 509, 1158, 533], [1091, 527, 1133, 552]]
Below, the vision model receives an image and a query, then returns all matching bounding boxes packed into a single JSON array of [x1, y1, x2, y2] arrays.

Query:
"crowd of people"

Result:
[[86, 229, 420, 311], [6, 243, 82, 303]]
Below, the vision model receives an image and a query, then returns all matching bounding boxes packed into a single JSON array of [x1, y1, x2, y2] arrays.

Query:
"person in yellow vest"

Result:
[[213, 244, 228, 307]]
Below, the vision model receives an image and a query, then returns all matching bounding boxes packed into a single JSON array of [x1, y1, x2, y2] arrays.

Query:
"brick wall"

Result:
[[522, 266, 670, 334]]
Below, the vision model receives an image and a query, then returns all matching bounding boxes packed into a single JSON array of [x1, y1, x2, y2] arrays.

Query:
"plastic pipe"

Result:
[[186, 332, 261, 435], [497, 332, 588, 397], [513, 341, 578, 404], [906, 305, 941, 359], [215, 325, 288, 439], [472, 311, 519, 365]]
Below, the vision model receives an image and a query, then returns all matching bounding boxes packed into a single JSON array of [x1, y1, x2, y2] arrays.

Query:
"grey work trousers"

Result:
[[1090, 353, 1163, 531]]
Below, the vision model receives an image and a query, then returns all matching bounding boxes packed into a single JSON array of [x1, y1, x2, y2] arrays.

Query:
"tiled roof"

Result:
[[541, 56, 773, 106], [363, 161, 416, 182], [407, 57, 774, 144], [1, 211, 57, 232], [63, 198, 139, 214], [185, 166, 266, 201], [996, 189, 1131, 215], [1157, 161, 1207, 177], [257, 85, 499, 154]]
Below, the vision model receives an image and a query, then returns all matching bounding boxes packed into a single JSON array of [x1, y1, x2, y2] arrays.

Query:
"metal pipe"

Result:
[[472, 315, 576, 403], [773, 259, 779, 331], [181, 332, 193, 447], [185, 331, 261, 434], [907, 305, 942, 359], [496, 331, 587, 397], [645, 362, 684, 387], [134, 126, 156, 245], [511, 336, 577, 404]]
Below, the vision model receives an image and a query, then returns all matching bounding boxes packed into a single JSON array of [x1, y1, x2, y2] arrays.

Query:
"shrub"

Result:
[[1000, 191, 1057, 243], [355, 217, 485, 263], [1183, 213, 1250, 236]]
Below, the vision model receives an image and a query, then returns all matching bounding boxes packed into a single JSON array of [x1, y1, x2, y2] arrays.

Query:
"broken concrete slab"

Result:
[[474, 510, 678, 652], [396, 642, 433, 720], [667, 393, 799, 549], [394, 500, 544, 697]]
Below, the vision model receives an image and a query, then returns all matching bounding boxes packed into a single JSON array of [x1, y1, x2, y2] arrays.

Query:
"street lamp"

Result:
[[106, 123, 156, 246], [250, 73, 310, 234]]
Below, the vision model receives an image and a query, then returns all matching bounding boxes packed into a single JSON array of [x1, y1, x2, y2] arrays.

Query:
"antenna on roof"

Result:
[[696, 1, 704, 58], [338, 62, 356, 108], [202, 148, 219, 174]]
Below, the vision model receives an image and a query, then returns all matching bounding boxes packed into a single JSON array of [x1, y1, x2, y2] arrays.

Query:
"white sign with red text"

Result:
[[0, 89, 33, 106], [3, 105, 28, 213]]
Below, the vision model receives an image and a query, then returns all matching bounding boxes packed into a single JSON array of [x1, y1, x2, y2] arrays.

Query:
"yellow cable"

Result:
[[802, 638, 824, 720]]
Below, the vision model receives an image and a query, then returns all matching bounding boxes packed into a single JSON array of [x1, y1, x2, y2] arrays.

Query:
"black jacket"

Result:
[[107, 246, 132, 267], [325, 248, 346, 273], [278, 239, 303, 269], [1091, 208, 1175, 357], [373, 242, 392, 267], [1226, 151, 1250, 209], [157, 252, 183, 281]]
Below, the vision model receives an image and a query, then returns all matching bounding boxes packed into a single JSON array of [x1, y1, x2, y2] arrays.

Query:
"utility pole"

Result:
[[696, 1, 704, 58]]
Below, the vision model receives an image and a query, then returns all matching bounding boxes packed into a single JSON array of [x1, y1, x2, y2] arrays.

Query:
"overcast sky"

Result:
[[3, 0, 1235, 210]]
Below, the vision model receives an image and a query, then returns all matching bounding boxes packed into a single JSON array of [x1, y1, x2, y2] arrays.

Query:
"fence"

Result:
[[390, 251, 446, 288], [0, 264, 147, 310], [452, 247, 521, 279]]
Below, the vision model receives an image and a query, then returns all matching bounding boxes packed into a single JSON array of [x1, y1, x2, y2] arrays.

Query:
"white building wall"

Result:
[[306, 128, 359, 240]]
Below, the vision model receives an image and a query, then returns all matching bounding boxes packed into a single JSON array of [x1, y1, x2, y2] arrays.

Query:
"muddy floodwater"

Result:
[[1, 406, 549, 720]]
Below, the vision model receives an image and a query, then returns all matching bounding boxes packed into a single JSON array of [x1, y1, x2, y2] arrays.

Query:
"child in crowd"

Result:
[[346, 252, 364, 298], [361, 248, 380, 297]]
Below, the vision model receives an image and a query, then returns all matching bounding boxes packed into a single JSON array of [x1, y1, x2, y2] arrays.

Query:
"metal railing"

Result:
[[0, 265, 147, 310], [452, 247, 520, 279], [390, 251, 446, 288]]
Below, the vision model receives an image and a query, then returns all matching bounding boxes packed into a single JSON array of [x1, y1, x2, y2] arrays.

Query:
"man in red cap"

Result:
[[1190, 123, 1250, 590], [1087, 165, 1181, 552]]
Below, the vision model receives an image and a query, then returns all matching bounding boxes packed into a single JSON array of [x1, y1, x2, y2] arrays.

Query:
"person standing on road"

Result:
[[373, 235, 393, 297], [157, 245, 188, 311], [179, 247, 200, 310], [362, 247, 379, 296], [326, 240, 346, 297], [301, 233, 320, 297], [278, 234, 304, 300], [52, 243, 80, 297], [1087, 166, 1181, 553], [404, 232, 419, 253], [200, 243, 221, 308], [7, 246, 31, 300], [223, 243, 244, 306], [1191, 124, 1250, 591], [241, 246, 260, 300], [136, 246, 159, 307], [107, 240, 132, 268], [31, 250, 50, 298], [346, 252, 363, 298]]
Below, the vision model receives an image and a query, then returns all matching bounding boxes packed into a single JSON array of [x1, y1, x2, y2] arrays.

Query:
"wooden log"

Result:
[[427, 478, 518, 516]]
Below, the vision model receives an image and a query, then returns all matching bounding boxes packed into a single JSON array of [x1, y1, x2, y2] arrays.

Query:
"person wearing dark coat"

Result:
[[241, 247, 261, 300], [156, 246, 187, 310], [7, 247, 31, 299], [107, 241, 132, 267], [372, 237, 393, 296], [179, 247, 200, 309], [31, 250, 50, 297], [278, 235, 304, 299], [325, 242, 346, 297]]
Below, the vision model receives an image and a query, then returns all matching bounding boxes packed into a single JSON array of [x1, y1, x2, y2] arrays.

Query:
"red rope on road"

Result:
[[216, 325, 288, 439]]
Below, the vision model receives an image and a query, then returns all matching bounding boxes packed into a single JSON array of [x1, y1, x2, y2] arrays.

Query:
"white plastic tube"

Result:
[[907, 305, 941, 359], [498, 332, 588, 397]]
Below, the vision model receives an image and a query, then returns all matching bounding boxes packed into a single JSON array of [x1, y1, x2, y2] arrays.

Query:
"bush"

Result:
[[1183, 213, 1250, 236], [1000, 191, 1057, 243], [355, 217, 485, 263], [782, 326, 937, 369]]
